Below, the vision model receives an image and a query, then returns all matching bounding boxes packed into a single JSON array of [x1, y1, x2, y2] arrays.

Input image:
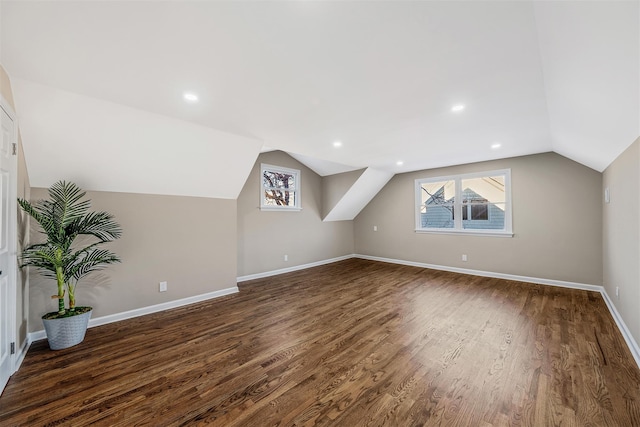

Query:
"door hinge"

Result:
[[10, 342, 15, 355], [12, 143, 17, 156]]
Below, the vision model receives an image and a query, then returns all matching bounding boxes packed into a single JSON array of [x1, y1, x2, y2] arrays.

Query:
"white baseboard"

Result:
[[353, 254, 640, 369], [354, 254, 603, 292], [236, 254, 354, 282], [600, 289, 640, 368], [13, 336, 31, 374], [28, 286, 239, 343], [22, 254, 640, 372], [29, 330, 45, 343]]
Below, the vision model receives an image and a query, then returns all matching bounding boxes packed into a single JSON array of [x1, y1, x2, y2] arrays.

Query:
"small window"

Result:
[[260, 164, 301, 211], [415, 169, 512, 236], [462, 203, 488, 221]]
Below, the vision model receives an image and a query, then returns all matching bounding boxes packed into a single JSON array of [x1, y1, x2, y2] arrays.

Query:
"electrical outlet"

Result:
[[284, 254, 288, 262], [159, 281, 167, 292], [373, 225, 378, 231], [462, 254, 468, 262], [616, 286, 619, 299]]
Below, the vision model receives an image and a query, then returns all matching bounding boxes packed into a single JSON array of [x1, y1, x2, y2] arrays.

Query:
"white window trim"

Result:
[[462, 203, 490, 222], [414, 168, 513, 237], [260, 163, 302, 211]]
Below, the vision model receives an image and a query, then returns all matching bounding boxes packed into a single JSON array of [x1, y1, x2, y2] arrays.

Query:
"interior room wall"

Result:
[[237, 151, 354, 277], [321, 168, 365, 219], [27, 189, 238, 331], [354, 152, 603, 285], [1, 64, 31, 352], [603, 137, 640, 346]]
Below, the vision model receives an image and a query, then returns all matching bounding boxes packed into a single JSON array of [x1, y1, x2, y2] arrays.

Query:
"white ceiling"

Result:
[[1, 1, 639, 194], [11, 78, 262, 198], [323, 168, 394, 222]]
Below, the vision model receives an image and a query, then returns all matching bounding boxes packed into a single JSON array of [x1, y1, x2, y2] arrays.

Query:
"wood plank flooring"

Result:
[[1, 259, 639, 426]]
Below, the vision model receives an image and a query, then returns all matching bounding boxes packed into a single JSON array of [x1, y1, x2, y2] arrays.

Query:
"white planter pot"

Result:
[[42, 308, 92, 350]]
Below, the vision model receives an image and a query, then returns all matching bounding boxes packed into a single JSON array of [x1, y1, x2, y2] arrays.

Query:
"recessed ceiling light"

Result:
[[333, 141, 342, 147], [491, 143, 502, 149], [183, 92, 199, 102], [451, 104, 465, 112], [396, 161, 404, 166]]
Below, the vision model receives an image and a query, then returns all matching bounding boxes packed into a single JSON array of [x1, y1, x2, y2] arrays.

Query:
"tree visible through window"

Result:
[[419, 179, 455, 229], [260, 164, 301, 210], [415, 169, 512, 235]]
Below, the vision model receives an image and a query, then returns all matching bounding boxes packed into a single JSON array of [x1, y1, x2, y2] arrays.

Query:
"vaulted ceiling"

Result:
[[1, 1, 638, 198]]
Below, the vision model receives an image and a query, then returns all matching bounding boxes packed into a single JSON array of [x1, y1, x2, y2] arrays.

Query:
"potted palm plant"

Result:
[[18, 180, 122, 350]]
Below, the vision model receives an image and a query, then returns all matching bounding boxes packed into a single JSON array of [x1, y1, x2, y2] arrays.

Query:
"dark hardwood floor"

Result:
[[1, 259, 639, 426]]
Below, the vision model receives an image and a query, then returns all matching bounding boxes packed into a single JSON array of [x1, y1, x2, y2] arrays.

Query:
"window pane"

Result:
[[462, 204, 489, 220], [420, 180, 455, 205], [416, 170, 511, 234], [419, 180, 455, 228], [471, 204, 488, 220], [263, 171, 296, 190], [420, 204, 455, 228], [463, 202, 505, 230], [461, 175, 505, 204], [263, 190, 296, 207]]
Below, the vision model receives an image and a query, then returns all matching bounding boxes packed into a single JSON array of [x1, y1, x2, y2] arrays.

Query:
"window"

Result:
[[415, 169, 512, 236], [462, 203, 488, 221], [260, 164, 301, 211]]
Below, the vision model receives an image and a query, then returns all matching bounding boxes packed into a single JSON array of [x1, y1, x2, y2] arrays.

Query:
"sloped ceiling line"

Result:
[[1, 1, 639, 200], [323, 168, 394, 222]]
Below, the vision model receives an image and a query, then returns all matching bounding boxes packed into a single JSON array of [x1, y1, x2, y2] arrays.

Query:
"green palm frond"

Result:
[[17, 198, 43, 224], [18, 198, 56, 238], [69, 211, 122, 242], [20, 243, 60, 280], [48, 181, 91, 239], [67, 248, 120, 281], [19, 181, 94, 247], [19, 180, 122, 311]]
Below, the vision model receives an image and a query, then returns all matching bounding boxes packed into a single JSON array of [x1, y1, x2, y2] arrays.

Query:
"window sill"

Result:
[[415, 229, 513, 238], [260, 207, 302, 212]]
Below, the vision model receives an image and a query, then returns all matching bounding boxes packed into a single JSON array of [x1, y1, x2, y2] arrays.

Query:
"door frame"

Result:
[[0, 94, 18, 387]]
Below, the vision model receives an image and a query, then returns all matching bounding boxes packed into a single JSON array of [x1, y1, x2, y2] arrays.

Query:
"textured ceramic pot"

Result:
[[42, 309, 92, 350]]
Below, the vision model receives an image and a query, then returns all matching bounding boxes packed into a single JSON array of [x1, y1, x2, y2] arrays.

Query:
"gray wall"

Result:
[[28, 189, 237, 331], [603, 137, 640, 345], [237, 151, 354, 277], [321, 168, 365, 219], [354, 152, 603, 285]]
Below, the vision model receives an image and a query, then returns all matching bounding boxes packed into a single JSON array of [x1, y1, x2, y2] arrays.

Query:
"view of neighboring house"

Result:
[[420, 178, 506, 230]]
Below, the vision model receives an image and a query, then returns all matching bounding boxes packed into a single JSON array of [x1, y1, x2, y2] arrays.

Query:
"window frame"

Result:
[[462, 203, 489, 221], [260, 163, 302, 211], [415, 169, 513, 237]]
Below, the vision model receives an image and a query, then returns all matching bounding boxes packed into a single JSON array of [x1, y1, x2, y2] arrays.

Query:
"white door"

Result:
[[0, 102, 17, 393]]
